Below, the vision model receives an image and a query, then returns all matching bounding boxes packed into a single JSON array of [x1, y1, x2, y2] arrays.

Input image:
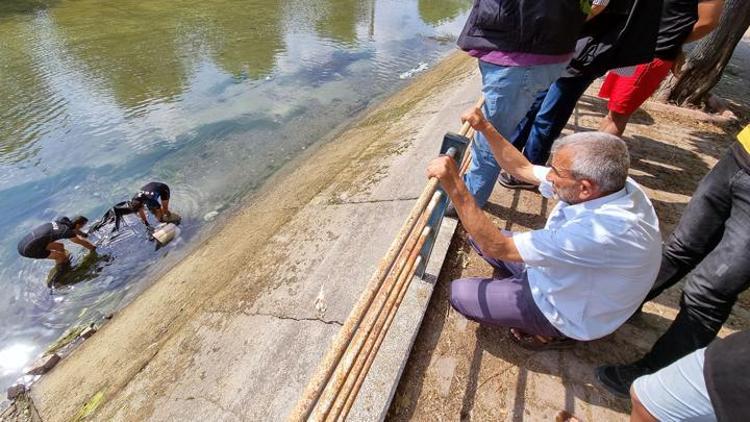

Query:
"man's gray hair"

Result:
[[550, 132, 630, 193]]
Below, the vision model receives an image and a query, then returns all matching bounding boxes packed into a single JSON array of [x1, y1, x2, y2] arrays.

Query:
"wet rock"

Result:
[[7, 383, 26, 400], [80, 325, 97, 339], [25, 353, 61, 375]]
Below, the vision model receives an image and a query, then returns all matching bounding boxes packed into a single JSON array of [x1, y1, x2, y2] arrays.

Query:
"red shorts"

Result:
[[598, 58, 673, 115]]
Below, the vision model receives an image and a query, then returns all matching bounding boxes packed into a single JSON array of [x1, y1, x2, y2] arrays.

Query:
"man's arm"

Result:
[[70, 236, 96, 251], [461, 107, 540, 185], [685, 0, 723, 43], [427, 156, 523, 262], [137, 207, 150, 226]]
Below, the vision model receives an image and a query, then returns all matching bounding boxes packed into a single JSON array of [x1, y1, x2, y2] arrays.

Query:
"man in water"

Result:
[[132, 181, 172, 223], [17, 216, 96, 267], [90, 182, 173, 233]]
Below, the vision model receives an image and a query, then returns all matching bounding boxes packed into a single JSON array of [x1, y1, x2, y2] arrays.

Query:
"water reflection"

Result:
[[0, 0, 60, 17], [0, 0, 470, 398], [418, 0, 472, 26]]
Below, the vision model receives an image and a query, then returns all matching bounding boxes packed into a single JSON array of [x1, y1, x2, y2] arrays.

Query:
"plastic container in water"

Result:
[[152, 223, 178, 246]]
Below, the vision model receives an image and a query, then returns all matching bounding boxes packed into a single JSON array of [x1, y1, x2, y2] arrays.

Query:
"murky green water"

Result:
[[0, 0, 471, 398]]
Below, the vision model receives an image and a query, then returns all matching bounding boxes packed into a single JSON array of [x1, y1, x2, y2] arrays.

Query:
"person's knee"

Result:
[[449, 279, 473, 315], [630, 386, 658, 422], [681, 285, 736, 327], [449, 280, 463, 308]]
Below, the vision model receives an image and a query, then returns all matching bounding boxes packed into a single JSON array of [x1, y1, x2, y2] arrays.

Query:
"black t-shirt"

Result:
[[568, 0, 662, 77], [133, 182, 170, 208], [655, 0, 700, 60], [23, 218, 76, 246], [704, 330, 750, 422]]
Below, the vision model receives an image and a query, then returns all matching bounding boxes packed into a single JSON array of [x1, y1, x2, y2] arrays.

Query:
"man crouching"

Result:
[[426, 107, 662, 349]]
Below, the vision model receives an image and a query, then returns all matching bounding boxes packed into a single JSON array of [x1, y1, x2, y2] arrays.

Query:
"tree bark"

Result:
[[658, 0, 750, 106]]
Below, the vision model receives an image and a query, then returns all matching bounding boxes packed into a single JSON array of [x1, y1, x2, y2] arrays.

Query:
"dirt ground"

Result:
[[387, 37, 750, 421]]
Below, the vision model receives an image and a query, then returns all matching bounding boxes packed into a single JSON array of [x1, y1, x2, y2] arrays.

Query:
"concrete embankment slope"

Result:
[[30, 52, 480, 421]]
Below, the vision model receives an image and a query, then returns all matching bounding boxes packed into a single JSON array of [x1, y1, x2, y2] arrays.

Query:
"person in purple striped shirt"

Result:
[[448, 0, 607, 215]]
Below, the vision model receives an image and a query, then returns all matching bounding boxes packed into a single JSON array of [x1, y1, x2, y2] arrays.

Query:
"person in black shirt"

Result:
[[499, 0, 662, 189], [630, 330, 750, 422], [132, 181, 171, 223], [597, 0, 723, 137], [597, 125, 750, 397], [89, 182, 172, 233], [17, 216, 96, 266]]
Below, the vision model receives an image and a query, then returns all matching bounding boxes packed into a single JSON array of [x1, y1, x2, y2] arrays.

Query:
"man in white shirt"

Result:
[[427, 107, 661, 348]]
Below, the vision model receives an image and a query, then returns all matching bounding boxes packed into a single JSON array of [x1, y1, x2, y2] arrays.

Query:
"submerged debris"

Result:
[[6, 384, 26, 401], [25, 354, 61, 376]]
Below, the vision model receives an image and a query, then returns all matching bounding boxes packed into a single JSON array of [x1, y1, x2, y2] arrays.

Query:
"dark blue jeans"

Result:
[[511, 73, 598, 165], [639, 150, 750, 371]]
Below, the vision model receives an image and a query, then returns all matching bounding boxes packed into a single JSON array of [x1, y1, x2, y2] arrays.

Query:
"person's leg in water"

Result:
[[160, 198, 170, 219], [150, 206, 163, 222], [45, 242, 69, 265]]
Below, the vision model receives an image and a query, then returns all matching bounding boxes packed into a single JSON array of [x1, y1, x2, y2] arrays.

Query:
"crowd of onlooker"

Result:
[[428, 1, 748, 421]]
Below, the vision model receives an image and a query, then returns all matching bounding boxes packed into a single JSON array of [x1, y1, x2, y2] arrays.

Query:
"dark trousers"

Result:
[[511, 73, 598, 165], [639, 150, 750, 371]]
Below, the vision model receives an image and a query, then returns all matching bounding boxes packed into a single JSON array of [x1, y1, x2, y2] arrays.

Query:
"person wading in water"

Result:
[[17, 216, 96, 268]]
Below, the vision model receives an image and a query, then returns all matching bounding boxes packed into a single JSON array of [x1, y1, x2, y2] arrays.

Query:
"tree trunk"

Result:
[[658, 0, 750, 106]]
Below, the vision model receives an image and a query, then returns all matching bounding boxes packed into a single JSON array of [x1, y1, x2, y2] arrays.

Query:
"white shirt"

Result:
[[513, 166, 662, 341]]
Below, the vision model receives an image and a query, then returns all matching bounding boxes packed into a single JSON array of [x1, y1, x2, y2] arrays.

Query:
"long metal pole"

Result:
[[289, 96, 484, 421], [328, 225, 434, 421], [311, 208, 438, 420], [289, 180, 439, 421], [337, 248, 424, 420]]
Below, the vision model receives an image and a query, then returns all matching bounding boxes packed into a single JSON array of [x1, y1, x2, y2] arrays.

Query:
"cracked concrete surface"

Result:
[[29, 53, 479, 421]]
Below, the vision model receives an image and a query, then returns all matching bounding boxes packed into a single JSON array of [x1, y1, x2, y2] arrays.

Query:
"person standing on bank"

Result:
[[499, 0, 662, 189], [598, 0, 723, 137], [17, 216, 96, 267], [454, 0, 608, 210], [596, 125, 750, 397]]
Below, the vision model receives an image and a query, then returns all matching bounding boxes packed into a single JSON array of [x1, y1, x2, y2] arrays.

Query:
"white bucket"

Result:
[[152, 223, 179, 246]]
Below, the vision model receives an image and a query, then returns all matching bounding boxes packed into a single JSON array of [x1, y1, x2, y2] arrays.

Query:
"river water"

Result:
[[0, 0, 471, 397]]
